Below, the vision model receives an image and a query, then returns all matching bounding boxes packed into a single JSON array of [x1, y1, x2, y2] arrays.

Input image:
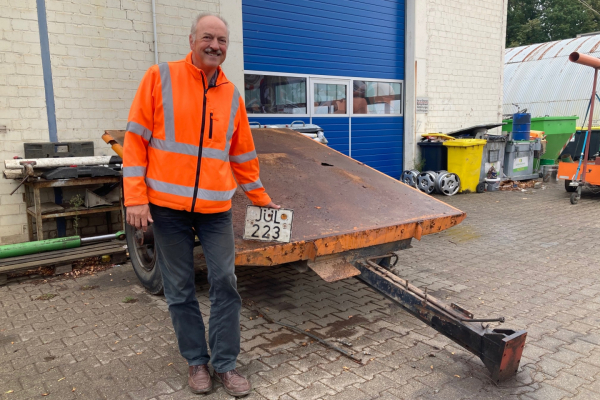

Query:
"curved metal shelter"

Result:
[[504, 35, 600, 125]]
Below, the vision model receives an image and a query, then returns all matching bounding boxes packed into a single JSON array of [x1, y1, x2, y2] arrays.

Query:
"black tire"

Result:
[[476, 182, 486, 193], [570, 192, 579, 205], [565, 180, 577, 193], [125, 220, 164, 295]]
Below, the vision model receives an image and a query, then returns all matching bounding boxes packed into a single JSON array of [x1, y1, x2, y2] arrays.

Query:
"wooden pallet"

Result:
[[0, 241, 128, 285]]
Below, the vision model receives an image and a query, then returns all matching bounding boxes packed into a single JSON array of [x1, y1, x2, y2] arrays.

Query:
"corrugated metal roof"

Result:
[[504, 36, 600, 125]]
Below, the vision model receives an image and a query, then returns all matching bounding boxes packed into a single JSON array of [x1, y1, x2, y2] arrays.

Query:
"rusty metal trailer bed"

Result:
[[109, 128, 526, 382]]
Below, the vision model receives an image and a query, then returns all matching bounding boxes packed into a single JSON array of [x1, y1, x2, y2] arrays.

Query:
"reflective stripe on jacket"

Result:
[[123, 52, 271, 213]]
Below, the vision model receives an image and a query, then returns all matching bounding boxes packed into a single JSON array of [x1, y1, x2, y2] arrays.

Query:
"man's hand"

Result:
[[126, 204, 154, 232], [264, 201, 281, 209]]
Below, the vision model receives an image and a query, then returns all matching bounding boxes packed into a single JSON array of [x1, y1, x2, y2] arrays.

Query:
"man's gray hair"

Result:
[[190, 13, 229, 43]]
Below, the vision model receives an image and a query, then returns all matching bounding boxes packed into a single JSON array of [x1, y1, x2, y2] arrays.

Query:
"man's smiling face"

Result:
[[189, 15, 228, 74]]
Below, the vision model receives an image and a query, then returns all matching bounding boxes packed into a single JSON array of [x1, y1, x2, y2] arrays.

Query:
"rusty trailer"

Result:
[[108, 128, 526, 382]]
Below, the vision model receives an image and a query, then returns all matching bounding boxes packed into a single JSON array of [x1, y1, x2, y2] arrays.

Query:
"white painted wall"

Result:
[[404, 0, 508, 170], [0, 0, 243, 244]]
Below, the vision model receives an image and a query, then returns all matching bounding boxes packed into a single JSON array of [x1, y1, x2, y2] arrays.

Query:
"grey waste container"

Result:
[[480, 135, 506, 181], [503, 139, 542, 181]]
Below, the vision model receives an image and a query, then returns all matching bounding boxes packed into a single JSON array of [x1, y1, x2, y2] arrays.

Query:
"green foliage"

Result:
[[507, 0, 600, 48], [122, 296, 137, 304], [69, 194, 85, 235]]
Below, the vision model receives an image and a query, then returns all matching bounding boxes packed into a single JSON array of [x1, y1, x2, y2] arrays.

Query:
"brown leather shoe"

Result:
[[214, 369, 252, 397], [188, 365, 212, 394]]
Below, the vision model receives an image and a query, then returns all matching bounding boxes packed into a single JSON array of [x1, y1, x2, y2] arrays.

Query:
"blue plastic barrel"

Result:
[[512, 113, 531, 141]]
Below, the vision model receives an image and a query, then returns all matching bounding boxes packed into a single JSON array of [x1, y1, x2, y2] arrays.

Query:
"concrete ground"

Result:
[[1, 180, 600, 400]]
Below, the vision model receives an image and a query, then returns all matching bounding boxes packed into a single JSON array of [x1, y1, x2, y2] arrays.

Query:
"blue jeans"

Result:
[[149, 204, 241, 373]]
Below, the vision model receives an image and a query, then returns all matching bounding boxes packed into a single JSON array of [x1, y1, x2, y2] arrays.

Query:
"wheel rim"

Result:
[[401, 170, 419, 187], [439, 173, 460, 196], [417, 171, 437, 194], [126, 224, 156, 272]]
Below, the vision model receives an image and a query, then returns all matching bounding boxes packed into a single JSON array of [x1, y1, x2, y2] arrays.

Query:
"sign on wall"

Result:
[[416, 97, 429, 114]]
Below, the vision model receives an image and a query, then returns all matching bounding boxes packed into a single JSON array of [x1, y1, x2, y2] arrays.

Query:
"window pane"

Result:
[[313, 83, 347, 115], [353, 80, 402, 115], [244, 74, 307, 114]]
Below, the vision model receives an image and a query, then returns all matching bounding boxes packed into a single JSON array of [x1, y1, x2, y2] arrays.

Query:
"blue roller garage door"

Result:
[[242, 0, 405, 178]]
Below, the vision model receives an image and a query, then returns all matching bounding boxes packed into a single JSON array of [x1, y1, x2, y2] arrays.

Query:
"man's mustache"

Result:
[[205, 48, 223, 56]]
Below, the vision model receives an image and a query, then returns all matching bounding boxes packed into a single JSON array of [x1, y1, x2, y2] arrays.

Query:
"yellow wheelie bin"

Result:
[[443, 139, 487, 193]]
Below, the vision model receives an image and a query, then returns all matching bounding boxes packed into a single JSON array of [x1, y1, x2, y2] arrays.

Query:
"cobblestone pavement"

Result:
[[1, 181, 600, 400]]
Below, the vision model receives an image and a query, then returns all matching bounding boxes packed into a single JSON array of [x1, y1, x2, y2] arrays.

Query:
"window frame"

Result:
[[310, 78, 350, 118], [244, 70, 404, 118]]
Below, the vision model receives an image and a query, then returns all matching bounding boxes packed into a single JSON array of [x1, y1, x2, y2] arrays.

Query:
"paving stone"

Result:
[[521, 383, 572, 400], [562, 362, 600, 381], [352, 360, 394, 380], [288, 353, 329, 372], [320, 367, 367, 391], [255, 377, 303, 400], [322, 386, 373, 400], [289, 367, 333, 386], [288, 381, 336, 400], [257, 362, 302, 384], [3, 185, 600, 400], [128, 380, 174, 400], [569, 387, 600, 400], [352, 374, 398, 397], [543, 371, 589, 394]]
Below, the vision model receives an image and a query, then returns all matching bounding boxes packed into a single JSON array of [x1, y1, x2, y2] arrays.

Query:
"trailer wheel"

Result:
[[476, 182, 486, 193], [570, 192, 579, 204], [125, 221, 164, 295], [565, 180, 577, 192]]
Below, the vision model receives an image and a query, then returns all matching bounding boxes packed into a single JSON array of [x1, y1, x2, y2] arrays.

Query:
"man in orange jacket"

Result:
[[123, 13, 279, 397]]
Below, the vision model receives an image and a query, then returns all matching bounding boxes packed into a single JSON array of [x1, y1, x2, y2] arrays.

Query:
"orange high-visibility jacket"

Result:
[[123, 53, 271, 213]]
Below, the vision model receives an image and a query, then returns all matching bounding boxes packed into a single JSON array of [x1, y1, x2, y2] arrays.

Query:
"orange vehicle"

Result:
[[103, 127, 526, 382], [558, 52, 600, 204], [558, 160, 600, 203]]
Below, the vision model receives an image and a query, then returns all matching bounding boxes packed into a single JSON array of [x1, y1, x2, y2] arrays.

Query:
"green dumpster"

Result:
[[502, 116, 577, 165]]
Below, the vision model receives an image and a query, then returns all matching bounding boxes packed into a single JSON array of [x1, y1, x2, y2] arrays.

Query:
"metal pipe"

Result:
[[80, 231, 125, 244], [151, 0, 159, 65], [569, 52, 600, 69], [35, 0, 58, 143], [581, 67, 598, 183]]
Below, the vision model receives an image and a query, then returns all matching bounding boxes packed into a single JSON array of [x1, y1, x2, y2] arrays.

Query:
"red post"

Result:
[[581, 68, 598, 183]]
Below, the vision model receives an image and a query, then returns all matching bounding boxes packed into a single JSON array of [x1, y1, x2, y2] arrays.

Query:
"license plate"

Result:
[[243, 206, 294, 243]]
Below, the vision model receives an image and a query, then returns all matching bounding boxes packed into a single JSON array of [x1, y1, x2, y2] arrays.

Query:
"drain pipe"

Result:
[[151, 0, 159, 64]]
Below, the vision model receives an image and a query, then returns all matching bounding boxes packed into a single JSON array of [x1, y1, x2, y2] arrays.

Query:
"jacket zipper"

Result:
[[190, 75, 229, 212], [190, 77, 208, 212], [209, 113, 213, 139]]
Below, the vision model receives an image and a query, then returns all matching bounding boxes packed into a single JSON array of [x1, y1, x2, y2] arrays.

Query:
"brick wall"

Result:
[[0, 0, 243, 244], [407, 0, 507, 169], [423, 0, 507, 133]]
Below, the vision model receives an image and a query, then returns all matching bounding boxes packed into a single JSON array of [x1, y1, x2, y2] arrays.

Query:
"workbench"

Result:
[[24, 176, 124, 241]]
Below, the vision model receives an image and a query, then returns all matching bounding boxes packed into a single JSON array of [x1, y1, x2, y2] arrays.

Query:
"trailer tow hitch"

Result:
[[356, 257, 526, 382]]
